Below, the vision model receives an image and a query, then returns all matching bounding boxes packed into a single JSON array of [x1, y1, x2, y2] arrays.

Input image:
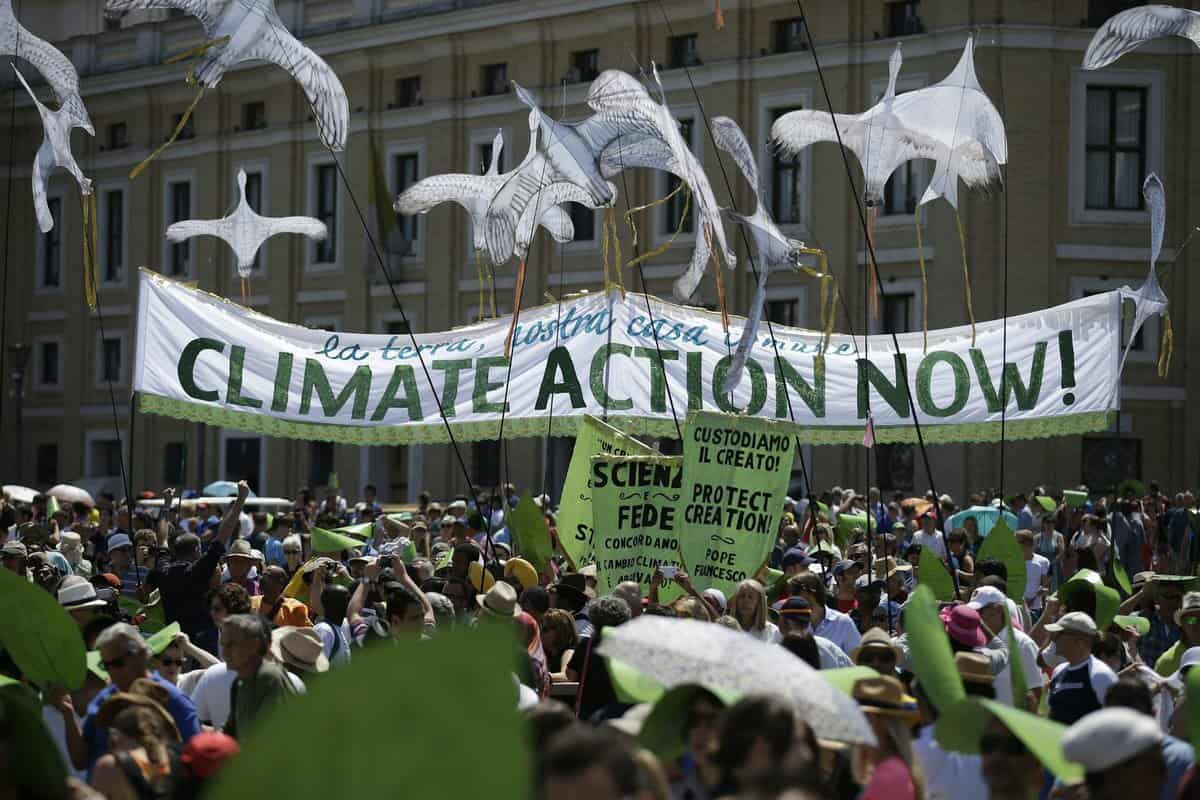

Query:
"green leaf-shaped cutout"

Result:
[[976, 519, 1026, 603], [0, 565, 85, 690]]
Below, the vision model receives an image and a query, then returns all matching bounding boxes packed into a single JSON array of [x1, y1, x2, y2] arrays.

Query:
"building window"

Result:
[[394, 153, 420, 244], [99, 336, 122, 383], [225, 437, 262, 491], [1085, 86, 1146, 210], [875, 444, 915, 491], [570, 49, 599, 83], [882, 161, 927, 216], [479, 139, 503, 175], [163, 442, 186, 485], [170, 111, 195, 140], [36, 443, 57, 486], [241, 101, 266, 131], [386, 319, 411, 336], [389, 446, 409, 496], [886, 1, 924, 37], [766, 299, 798, 327], [314, 164, 338, 263], [772, 18, 807, 54], [104, 189, 124, 283], [41, 197, 61, 288], [309, 441, 334, 486], [394, 76, 422, 108], [38, 340, 59, 387], [1081, 436, 1141, 493], [882, 293, 913, 334], [244, 171, 263, 270], [168, 181, 191, 275], [771, 107, 804, 224], [473, 441, 500, 488], [481, 63, 508, 96], [106, 122, 127, 150], [91, 439, 123, 477], [663, 119, 695, 234], [668, 34, 700, 68], [568, 204, 595, 241]]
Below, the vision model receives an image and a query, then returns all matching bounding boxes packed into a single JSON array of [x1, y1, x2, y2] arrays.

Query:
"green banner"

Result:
[[556, 415, 656, 569], [591, 455, 685, 598], [677, 411, 794, 597]]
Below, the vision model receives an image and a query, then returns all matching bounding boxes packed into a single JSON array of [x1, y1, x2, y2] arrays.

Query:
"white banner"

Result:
[[134, 269, 1143, 445]]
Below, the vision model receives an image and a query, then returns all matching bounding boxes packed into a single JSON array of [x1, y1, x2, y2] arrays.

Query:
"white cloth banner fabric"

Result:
[[133, 269, 1149, 445]]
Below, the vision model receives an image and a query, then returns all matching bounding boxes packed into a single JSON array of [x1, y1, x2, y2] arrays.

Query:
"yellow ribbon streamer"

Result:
[[130, 86, 205, 180], [80, 192, 99, 311], [915, 210, 929, 352], [1158, 310, 1173, 377], [954, 207, 976, 346], [624, 181, 690, 271], [706, 225, 729, 333], [797, 246, 836, 356]]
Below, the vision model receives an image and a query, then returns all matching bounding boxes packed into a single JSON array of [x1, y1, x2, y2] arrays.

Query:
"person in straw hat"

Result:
[[852, 675, 926, 800], [852, 627, 903, 676], [270, 626, 328, 682]]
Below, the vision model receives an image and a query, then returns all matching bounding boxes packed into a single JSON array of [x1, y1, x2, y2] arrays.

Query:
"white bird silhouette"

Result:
[[1084, 4, 1200, 70], [165, 169, 326, 277], [710, 116, 808, 395], [12, 66, 92, 234], [104, 0, 349, 151], [1120, 173, 1169, 372], [0, 0, 93, 134]]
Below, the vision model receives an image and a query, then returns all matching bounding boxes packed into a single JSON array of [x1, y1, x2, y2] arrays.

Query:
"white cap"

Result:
[[1171, 645, 1200, 680], [1061, 707, 1162, 773], [968, 586, 1008, 611], [1044, 611, 1100, 638]]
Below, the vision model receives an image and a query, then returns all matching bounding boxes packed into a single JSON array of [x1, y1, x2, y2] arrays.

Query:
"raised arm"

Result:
[[215, 481, 250, 544]]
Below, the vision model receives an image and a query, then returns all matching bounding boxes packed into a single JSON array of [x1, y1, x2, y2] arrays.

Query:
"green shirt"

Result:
[[223, 660, 295, 739]]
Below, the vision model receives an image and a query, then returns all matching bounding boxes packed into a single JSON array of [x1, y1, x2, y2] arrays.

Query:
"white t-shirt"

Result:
[[315, 620, 353, 666], [992, 629, 1046, 706], [1024, 554, 1051, 609], [914, 725, 983, 800], [913, 529, 947, 559], [751, 621, 783, 644]]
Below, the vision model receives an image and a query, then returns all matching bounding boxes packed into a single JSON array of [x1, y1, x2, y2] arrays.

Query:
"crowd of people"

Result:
[[2, 476, 1200, 799]]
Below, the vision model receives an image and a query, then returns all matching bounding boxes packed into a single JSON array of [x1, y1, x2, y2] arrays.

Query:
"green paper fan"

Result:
[[975, 519, 1026, 603], [935, 697, 1083, 782], [0, 564, 85, 690], [1035, 496, 1056, 513], [0, 680, 70, 797], [918, 546, 955, 602], [1113, 614, 1150, 637], [1060, 569, 1120, 630], [637, 684, 740, 762], [311, 526, 364, 554], [609, 658, 665, 705], [820, 666, 878, 697], [1063, 490, 1088, 508], [333, 522, 374, 540], [509, 494, 553, 575], [905, 585, 965, 713], [145, 622, 182, 656]]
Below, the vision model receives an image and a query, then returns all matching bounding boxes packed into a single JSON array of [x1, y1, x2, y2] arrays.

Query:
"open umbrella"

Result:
[[202, 481, 256, 498], [45, 484, 95, 508], [946, 505, 1018, 538], [2, 485, 38, 504], [597, 616, 875, 745]]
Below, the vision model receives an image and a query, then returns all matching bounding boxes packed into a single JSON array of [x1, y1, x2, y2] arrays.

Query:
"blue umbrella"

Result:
[[946, 505, 1018, 538], [201, 481, 256, 498]]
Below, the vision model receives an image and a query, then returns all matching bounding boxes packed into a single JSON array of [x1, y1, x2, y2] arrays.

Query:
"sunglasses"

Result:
[[859, 651, 897, 665], [284, 549, 302, 555], [158, 657, 187, 667], [979, 734, 1027, 756], [1182, 614, 1200, 626], [100, 650, 138, 671]]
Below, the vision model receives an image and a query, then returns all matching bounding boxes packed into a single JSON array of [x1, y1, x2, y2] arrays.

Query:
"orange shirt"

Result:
[[251, 595, 313, 627]]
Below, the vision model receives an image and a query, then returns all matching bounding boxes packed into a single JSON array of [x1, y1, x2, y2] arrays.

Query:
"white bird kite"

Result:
[[0, 0, 93, 134], [104, 0, 349, 151], [1120, 173, 1170, 373], [1083, 4, 1200, 70], [165, 169, 326, 277], [13, 66, 93, 234]]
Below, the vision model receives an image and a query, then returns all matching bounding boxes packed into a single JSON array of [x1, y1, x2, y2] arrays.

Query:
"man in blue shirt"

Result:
[[53, 622, 200, 776]]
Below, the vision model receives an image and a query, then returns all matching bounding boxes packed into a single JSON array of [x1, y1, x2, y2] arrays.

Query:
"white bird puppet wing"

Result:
[[104, 0, 349, 151], [0, 0, 93, 134], [165, 169, 326, 277], [772, 44, 946, 208], [12, 65, 93, 234], [1083, 4, 1200, 70], [1119, 173, 1170, 373], [889, 36, 1007, 209], [710, 116, 810, 396]]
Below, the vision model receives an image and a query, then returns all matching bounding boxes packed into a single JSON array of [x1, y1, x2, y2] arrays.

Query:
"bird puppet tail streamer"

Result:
[[80, 192, 99, 311], [624, 181, 690, 273], [714, 0, 725, 30], [914, 210, 929, 352], [866, 206, 879, 321], [954, 207, 977, 346], [705, 224, 730, 333], [797, 246, 836, 357], [504, 259, 528, 359], [1158, 311, 1173, 378], [601, 208, 624, 295], [129, 37, 228, 180]]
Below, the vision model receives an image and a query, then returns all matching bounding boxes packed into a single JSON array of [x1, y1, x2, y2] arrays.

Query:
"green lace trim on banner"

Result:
[[139, 394, 1114, 447]]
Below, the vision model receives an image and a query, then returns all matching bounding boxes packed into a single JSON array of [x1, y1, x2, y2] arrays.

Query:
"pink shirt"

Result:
[[861, 755, 915, 800]]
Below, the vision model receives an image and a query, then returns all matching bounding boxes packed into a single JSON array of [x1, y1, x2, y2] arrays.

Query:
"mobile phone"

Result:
[[659, 564, 678, 579]]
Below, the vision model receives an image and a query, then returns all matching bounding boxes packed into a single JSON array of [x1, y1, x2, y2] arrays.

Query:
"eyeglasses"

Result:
[[158, 657, 187, 667], [1181, 614, 1200, 626], [100, 650, 138, 671], [979, 734, 1027, 756]]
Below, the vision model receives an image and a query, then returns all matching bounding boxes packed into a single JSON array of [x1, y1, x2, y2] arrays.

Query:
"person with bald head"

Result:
[[612, 581, 643, 619]]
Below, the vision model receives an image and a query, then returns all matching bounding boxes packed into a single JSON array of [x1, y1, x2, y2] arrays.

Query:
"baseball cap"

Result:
[[833, 559, 859, 577], [781, 548, 811, 569], [107, 532, 132, 551], [1060, 707, 1161, 773], [1044, 611, 1099, 638], [968, 586, 1008, 611]]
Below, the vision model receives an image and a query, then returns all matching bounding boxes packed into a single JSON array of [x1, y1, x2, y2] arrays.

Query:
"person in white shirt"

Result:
[[1017, 529, 1051, 615], [788, 573, 860, 657], [970, 586, 1045, 710], [311, 578, 353, 667], [1045, 612, 1118, 725], [912, 511, 948, 559]]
